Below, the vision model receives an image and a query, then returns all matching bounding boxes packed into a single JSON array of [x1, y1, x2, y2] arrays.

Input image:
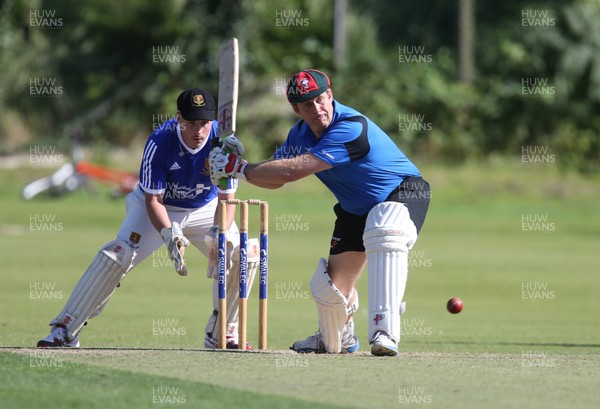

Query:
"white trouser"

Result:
[[118, 187, 222, 266]]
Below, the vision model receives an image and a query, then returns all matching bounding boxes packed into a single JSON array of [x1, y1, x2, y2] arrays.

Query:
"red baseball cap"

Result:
[[286, 69, 331, 103]]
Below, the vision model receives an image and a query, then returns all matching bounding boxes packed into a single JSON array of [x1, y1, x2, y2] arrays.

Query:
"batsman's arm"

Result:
[[244, 153, 331, 189], [144, 192, 172, 232]]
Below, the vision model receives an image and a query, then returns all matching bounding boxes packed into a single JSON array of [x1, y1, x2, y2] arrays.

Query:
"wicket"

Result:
[[217, 199, 269, 350]]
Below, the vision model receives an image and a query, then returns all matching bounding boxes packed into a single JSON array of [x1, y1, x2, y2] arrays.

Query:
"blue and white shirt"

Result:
[[274, 100, 420, 215], [139, 119, 236, 208]]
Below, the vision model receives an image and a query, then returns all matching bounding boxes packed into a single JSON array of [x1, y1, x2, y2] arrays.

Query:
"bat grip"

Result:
[[217, 137, 233, 190], [218, 178, 229, 190]]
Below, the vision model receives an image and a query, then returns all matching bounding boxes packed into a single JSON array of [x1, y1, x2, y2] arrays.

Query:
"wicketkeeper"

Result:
[[37, 88, 257, 349], [209, 70, 430, 356]]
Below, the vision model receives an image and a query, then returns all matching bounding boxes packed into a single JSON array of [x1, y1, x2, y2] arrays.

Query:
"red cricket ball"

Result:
[[447, 297, 463, 314]]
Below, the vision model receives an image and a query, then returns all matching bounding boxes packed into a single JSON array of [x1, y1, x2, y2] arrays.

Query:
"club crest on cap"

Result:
[[177, 88, 215, 120], [296, 72, 317, 95], [300, 78, 310, 94], [286, 69, 331, 103], [193, 94, 206, 107]]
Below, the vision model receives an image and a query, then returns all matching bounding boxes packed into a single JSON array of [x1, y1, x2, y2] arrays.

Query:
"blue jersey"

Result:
[[274, 100, 420, 215], [139, 119, 235, 208]]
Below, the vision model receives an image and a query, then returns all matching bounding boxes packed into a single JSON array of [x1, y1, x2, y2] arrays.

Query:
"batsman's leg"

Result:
[[363, 202, 417, 357], [291, 258, 360, 354]]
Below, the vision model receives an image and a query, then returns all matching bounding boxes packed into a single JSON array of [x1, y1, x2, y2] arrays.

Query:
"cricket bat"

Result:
[[216, 38, 239, 347], [217, 38, 239, 140]]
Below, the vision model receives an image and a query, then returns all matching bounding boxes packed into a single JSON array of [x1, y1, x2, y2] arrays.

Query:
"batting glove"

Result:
[[209, 148, 247, 183], [210, 135, 245, 156], [222, 135, 245, 156]]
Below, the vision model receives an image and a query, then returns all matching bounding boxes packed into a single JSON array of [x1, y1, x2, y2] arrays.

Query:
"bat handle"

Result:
[[218, 178, 229, 189], [217, 137, 233, 189]]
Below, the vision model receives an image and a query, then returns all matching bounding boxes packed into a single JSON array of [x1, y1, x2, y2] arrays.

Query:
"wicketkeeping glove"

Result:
[[160, 221, 190, 276]]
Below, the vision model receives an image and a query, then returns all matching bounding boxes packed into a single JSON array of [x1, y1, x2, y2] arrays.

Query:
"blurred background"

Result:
[[1, 0, 599, 173]]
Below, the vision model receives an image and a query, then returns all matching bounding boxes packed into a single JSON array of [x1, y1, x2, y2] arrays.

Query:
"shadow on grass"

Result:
[[0, 346, 299, 354], [422, 341, 600, 348]]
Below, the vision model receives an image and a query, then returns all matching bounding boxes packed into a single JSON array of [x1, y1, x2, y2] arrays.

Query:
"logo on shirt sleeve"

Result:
[[320, 149, 335, 161]]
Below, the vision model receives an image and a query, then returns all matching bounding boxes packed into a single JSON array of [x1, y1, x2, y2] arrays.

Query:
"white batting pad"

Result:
[[51, 240, 134, 339], [207, 238, 259, 343], [363, 202, 417, 343], [310, 258, 352, 353]]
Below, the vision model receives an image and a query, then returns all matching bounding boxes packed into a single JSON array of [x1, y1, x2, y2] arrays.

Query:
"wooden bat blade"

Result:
[[217, 38, 239, 139]]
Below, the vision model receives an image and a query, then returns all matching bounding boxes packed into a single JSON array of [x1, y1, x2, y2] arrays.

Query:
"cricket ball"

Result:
[[447, 297, 463, 314]]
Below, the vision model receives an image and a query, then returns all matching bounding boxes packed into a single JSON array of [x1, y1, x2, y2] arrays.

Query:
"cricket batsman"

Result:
[[209, 70, 430, 356], [37, 88, 256, 349]]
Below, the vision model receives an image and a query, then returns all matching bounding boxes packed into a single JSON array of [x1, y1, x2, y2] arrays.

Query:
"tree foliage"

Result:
[[0, 0, 598, 172]]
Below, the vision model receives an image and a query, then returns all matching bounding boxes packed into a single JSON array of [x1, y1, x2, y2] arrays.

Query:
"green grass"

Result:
[[1, 160, 599, 408], [0, 350, 343, 409], [2, 349, 599, 409]]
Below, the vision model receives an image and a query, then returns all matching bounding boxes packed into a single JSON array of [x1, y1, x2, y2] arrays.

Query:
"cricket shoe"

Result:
[[370, 330, 398, 357], [37, 326, 80, 348], [204, 334, 254, 350], [290, 325, 360, 354]]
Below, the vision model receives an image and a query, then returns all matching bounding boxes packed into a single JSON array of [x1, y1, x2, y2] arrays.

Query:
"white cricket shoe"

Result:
[[370, 330, 398, 356], [291, 324, 360, 354], [37, 326, 80, 348]]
